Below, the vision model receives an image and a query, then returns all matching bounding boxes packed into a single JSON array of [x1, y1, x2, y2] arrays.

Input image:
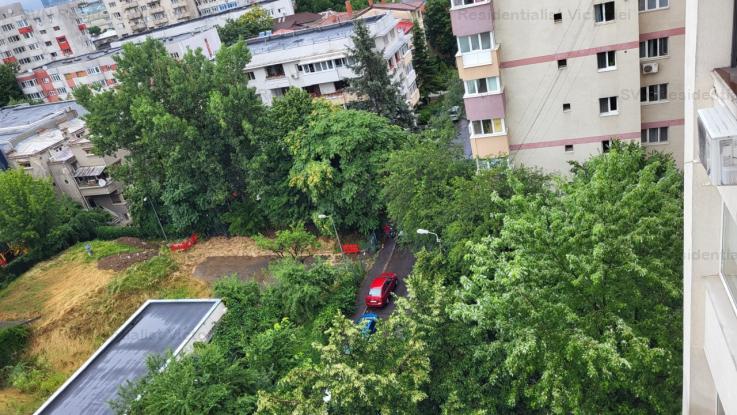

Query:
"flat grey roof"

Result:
[[246, 14, 384, 55], [36, 299, 223, 415], [0, 101, 87, 146]]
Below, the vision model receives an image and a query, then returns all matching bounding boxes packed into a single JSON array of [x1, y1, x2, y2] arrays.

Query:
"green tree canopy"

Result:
[[0, 63, 22, 107], [424, 0, 455, 64], [218, 6, 273, 46], [347, 19, 414, 128], [77, 39, 265, 233], [286, 104, 409, 233], [410, 21, 441, 99], [452, 144, 683, 413]]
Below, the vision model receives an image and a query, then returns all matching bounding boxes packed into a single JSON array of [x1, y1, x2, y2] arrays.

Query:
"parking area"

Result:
[[351, 238, 416, 320]]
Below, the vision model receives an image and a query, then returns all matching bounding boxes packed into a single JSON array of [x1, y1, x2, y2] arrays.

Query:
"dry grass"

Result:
[[0, 388, 40, 415]]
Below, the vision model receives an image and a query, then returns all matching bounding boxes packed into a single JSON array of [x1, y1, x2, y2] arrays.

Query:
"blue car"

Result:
[[356, 313, 378, 335]]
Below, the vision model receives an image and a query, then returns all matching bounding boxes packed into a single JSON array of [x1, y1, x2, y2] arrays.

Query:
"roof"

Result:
[[33, 48, 121, 71], [10, 129, 66, 157], [396, 20, 413, 34], [73, 165, 105, 177], [36, 299, 225, 415], [246, 13, 386, 55], [58, 118, 86, 133], [371, 0, 424, 11], [699, 106, 737, 139], [0, 101, 87, 147], [272, 12, 323, 31]]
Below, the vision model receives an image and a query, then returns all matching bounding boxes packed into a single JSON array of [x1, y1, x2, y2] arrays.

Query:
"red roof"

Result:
[[396, 20, 414, 34]]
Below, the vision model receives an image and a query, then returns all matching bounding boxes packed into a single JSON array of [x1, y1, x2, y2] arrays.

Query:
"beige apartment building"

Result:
[[683, 0, 737, 413], [104, 0, 200, 35], [450, 0, 685, 173]]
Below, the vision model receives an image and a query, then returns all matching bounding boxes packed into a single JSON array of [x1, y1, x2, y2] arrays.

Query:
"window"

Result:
[[7, 35, 20, 43], [553, 12, 563, 23], [40, 30, 47, 34], [297, 59, 335, 73], [1, 23, 15, 32], [86, 66, 101, 75], [451, 0, 486, 7], [565, 144, 574, 152], [20, 79, 37, 87], [27, 42, 38, 50], [641, 83, 668, 103], [597, 50, 616, 70], [33, 55, 44, 61], [50, 52, 57, 57], [641, 127, 668, 144], [170, 52, 180, 58], [333, 57, 347, 67], [558, 59, 567, 69], [21, 32, 32, 39], [602, 140, 611, 153], [464, 76, 501, 95], [57, 87, 67, 94], [594, 2, 615, 23], [471, 118, 506, 136], [599, 96, 618, 115], [45, 41, 53, 46], [33, 17, 41, 23], [563, 103, 571, 112], [53, 26, 60, 31], [12, 46, 26, 54], [457, 32, 493, 53], [639, 0, 668, 11], [640, 37, 668, 58], [18, 57, 31, 64], [265, 64, 285, 78], [51, 73, 61, 81], [246, 71, 255, 80], [16, 19, 28, 27]]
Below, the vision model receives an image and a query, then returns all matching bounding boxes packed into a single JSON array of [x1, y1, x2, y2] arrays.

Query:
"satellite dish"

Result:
[[97, 178, 107, 187]]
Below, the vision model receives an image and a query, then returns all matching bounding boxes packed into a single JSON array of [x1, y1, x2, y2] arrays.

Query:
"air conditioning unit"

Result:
[[641, 62, 659, 74], [698, 106, 737, 186]]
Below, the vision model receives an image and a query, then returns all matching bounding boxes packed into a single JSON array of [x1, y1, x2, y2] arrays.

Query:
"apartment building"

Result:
[[76, 0, 115, 32], [245, 12, 419, 107], [0, 102, 130, 223], [683, 0, 737, 413], [0, 2, 96, 72], [104, 0, 200, 36], [17, 27, 221, 102], [449, 0, 685, 172]]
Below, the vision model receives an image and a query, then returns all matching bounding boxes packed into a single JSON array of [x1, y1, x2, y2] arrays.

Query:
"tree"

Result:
[[0, 169, 63, 251], [295, 0, 368, 13], [347, 20, 414, 128], [87, 25, 102, 36], [77, 39, 265, 233], [410, 22, 440, 98], [256, 311, 430, 414], [0, 63, 22, 107], [424, 0, 455, 64], [254, 225, 319, 260], [286, 105, 408, 233], [451, 144, 683, 413], [218, 6, 273, 46]]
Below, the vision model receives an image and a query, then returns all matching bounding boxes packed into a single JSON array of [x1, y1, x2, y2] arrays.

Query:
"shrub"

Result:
[[254, 225, 319, 260], [0, 325, 30, 384], [7, 357, 66, 396]]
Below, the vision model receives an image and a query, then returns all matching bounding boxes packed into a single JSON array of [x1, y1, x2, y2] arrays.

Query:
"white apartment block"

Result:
[[0, 102, 130, 222], [17, 27, 221, 102], [245, 13, 419, 107], [107, 0, 293, 43], [683, 0, 737, 413], [75, 0, 115, 32], [0, 2, 96, 72], [450, 0, 685, 173], [105, 0, 293, 37]]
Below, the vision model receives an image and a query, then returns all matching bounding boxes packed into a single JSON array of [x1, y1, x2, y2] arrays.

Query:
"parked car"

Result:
[[365, 272, 398, 308], [448, 105, 461, 122], [356, 313, 378, 335]]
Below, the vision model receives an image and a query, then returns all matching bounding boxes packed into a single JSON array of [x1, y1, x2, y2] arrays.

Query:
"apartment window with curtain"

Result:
[[594, 1, 615, 22], [641, 83, 668, 103], [640, 37, 668, 58], [471, 118, 505, 136]]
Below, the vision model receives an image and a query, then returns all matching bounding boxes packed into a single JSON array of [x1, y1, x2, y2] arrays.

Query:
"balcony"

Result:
[[470, 133, 509, 159], [450, 0, 493, 37], [464, 91, 505, 121], [74, 166, 118, 196]]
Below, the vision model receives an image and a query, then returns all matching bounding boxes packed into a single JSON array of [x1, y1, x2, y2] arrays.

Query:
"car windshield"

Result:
[[368, 287, 382, 296]]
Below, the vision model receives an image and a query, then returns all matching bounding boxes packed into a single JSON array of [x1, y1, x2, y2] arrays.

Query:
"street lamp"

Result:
[[318, 214, 343, 254], [144, 196, 168, 241], [416, 228, 441, 249]]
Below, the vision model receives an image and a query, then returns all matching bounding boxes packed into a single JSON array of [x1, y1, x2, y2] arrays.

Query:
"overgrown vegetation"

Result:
[[218, 6, 273, 46], [0, 325, 29, 385], [253, 225, 319, 260]]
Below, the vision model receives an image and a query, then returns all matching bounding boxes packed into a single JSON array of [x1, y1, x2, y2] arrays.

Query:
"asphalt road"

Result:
[[351, 238, 416, 321]]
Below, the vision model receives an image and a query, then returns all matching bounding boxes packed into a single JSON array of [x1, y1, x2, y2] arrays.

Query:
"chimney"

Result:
[[367, 0, 373, 6], [345, 0, 353, 16]]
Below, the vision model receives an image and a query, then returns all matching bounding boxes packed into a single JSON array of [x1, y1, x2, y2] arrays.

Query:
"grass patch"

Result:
[[6, 357, 66, 397], [63, 240, 141, 263], [107, 252, 177, 296]]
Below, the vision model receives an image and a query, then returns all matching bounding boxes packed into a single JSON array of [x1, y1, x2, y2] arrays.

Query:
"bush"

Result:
[[0, 251, 48, 289], [0, 325, 30, 384], [253, 225, 319, 260], [7, 357, 66, 396], [107, 252, 177, 296]]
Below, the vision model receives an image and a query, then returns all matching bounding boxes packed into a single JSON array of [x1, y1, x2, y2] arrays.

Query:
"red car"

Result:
[[365, 272, 398, 308]]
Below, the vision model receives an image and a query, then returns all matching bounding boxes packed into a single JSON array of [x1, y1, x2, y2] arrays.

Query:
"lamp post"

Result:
[[416, 228, 441, 250], [144, 196, 168, 241], [318, 214, 343, 254]]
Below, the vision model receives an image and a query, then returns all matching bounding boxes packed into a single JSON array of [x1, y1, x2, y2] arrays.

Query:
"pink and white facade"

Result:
[[450, 0, 686, 172]]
